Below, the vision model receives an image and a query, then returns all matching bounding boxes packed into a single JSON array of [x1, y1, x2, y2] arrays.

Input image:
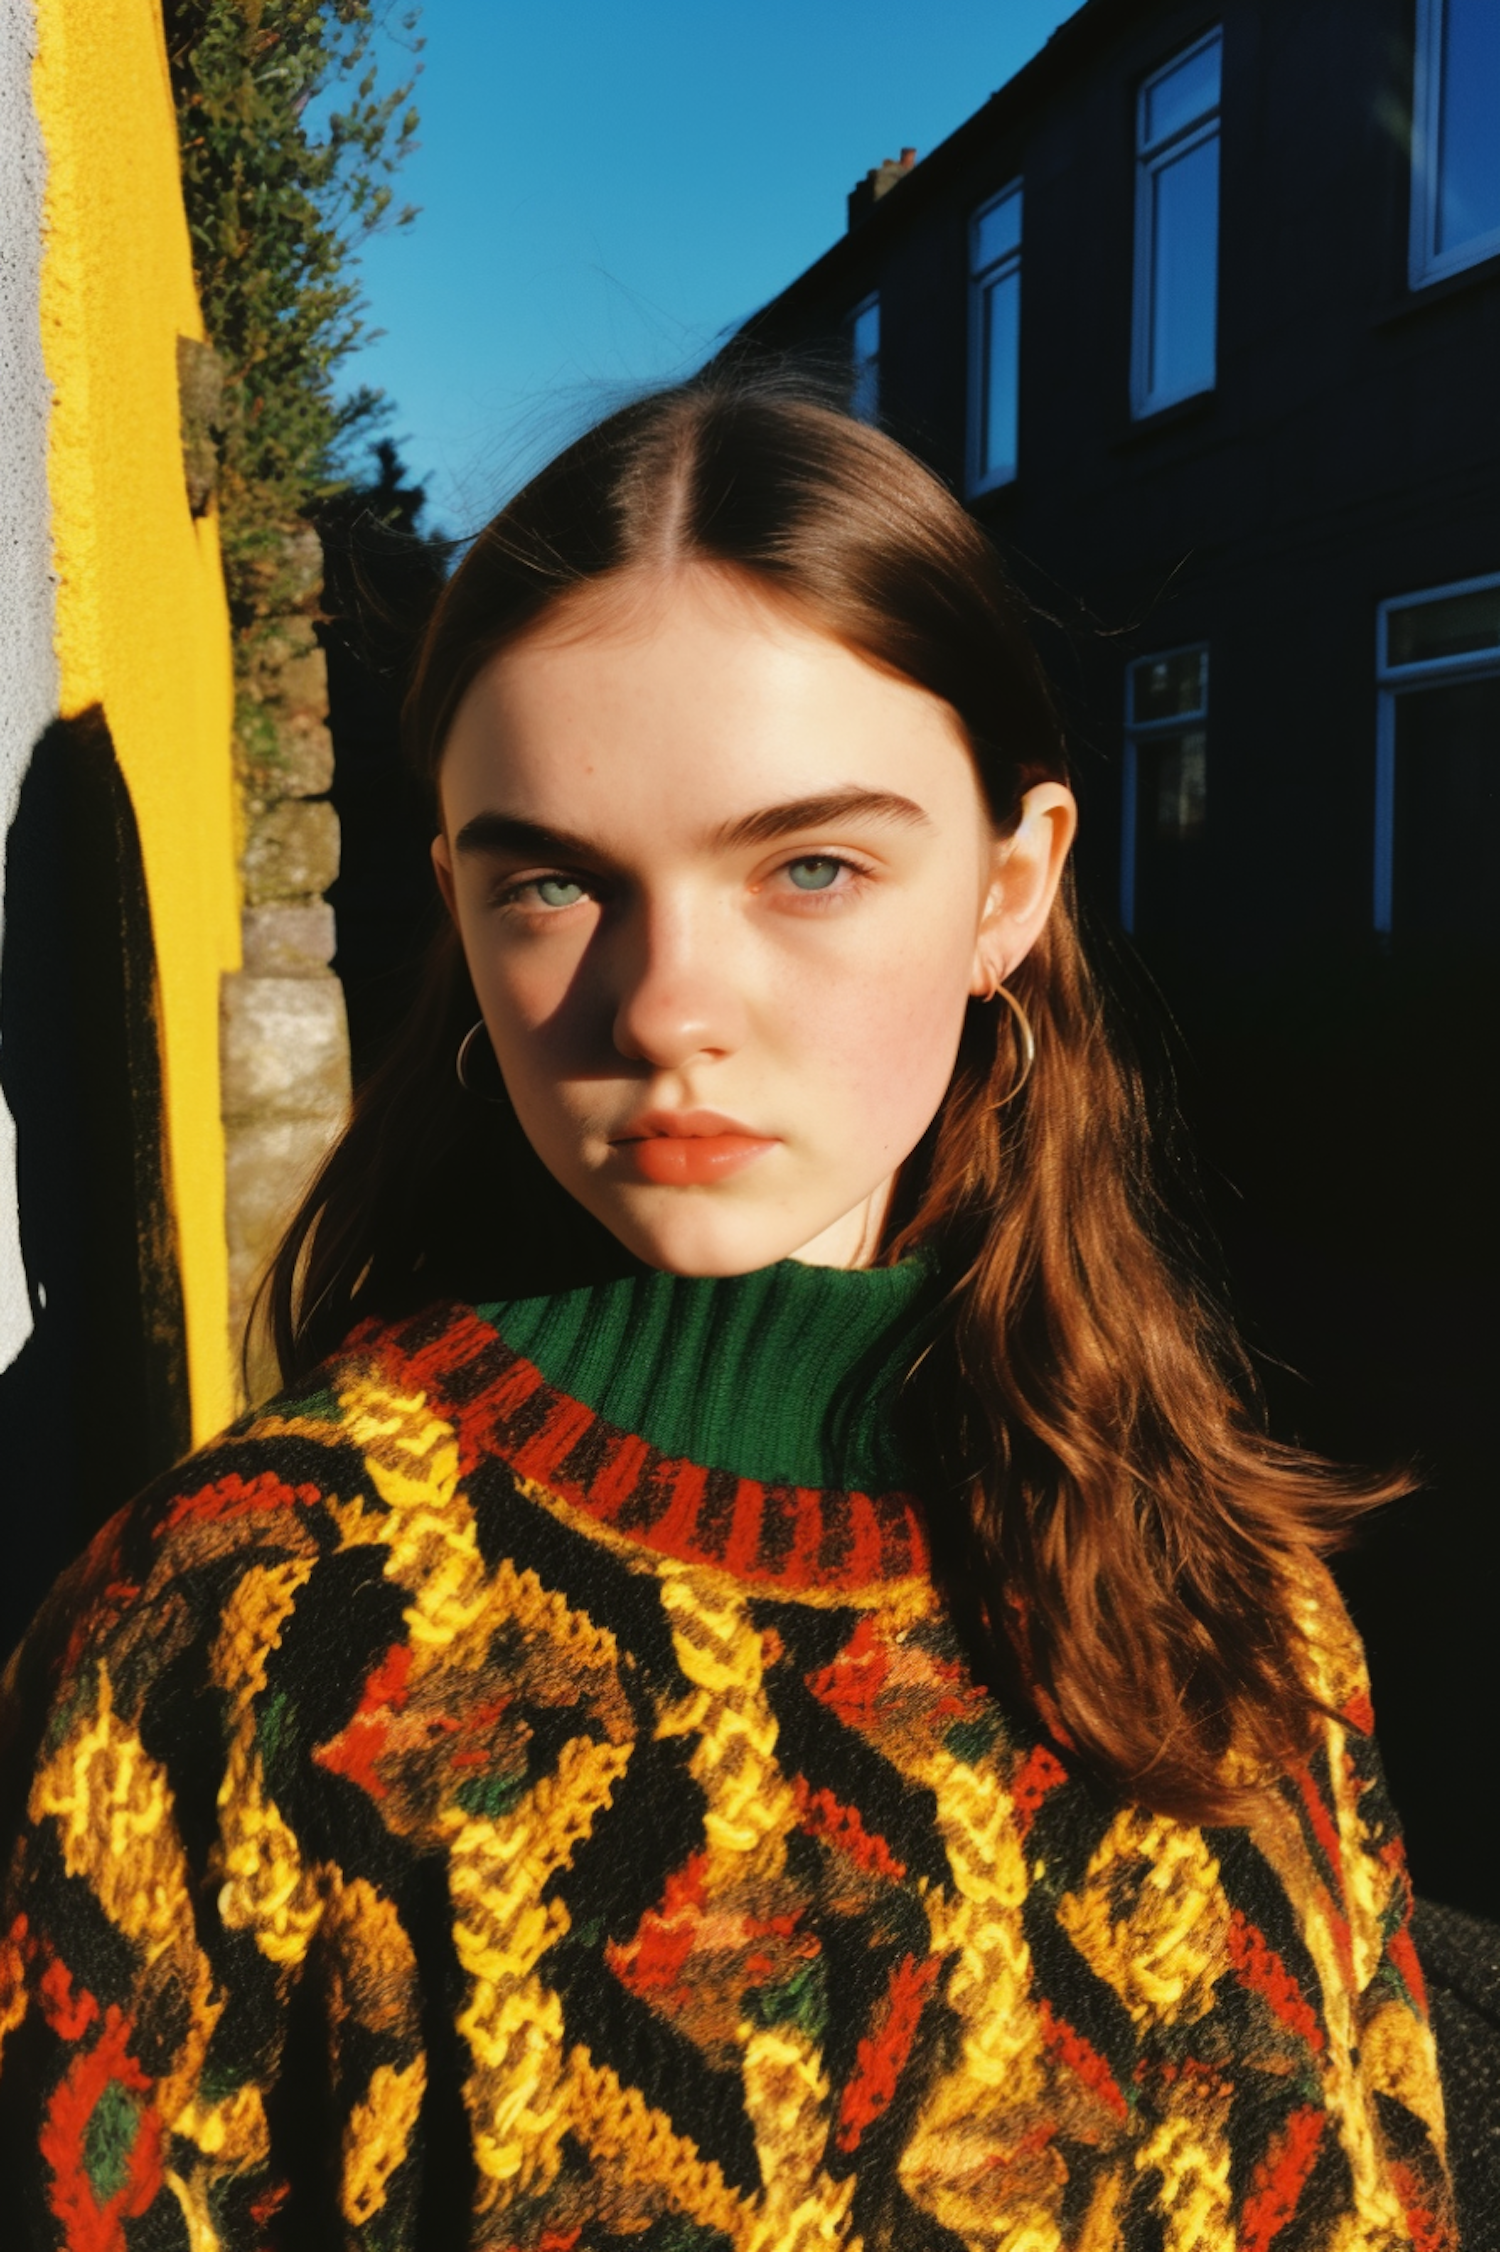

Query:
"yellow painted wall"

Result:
[[32, 0, 240, 1439]]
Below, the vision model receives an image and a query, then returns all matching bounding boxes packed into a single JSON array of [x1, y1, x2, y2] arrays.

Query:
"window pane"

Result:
[[1150, 729, 1207, 837], [1133, 729, 1209, 934], [981, 268, 1020, 481], [1148, 136, 1219, 402], [974, 187, 1022, 273], [1143, 37, 1221, 151], [850, 299, 879, 421], [1437, 0, 1500, 254], [1388, 584, 1500, 668], [851, 299, 879, 364], [1131, 647, 1207, 722], [1393, 676, 1500, 938]]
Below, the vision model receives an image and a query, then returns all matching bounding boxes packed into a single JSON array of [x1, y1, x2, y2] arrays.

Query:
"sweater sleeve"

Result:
[[1255, 1555, 1455, 2247], [0, 1472, 340, 2247]]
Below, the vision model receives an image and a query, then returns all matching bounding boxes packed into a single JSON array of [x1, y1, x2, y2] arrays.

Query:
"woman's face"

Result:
[[434, 566, 1075, 1276]]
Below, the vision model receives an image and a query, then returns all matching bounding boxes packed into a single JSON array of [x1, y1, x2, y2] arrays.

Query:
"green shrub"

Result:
[[164, 0, 421, 639]]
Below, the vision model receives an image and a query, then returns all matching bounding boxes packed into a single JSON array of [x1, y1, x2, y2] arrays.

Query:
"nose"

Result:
[[609, 895, 742, 1070]]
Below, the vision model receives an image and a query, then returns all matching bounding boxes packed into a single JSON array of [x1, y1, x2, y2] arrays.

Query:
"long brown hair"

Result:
[[264, 373, 1398, 1822]]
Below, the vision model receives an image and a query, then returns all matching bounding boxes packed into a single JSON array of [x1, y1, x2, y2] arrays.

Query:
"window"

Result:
[[1132, 31, 1222, 419], [1411, 0, 1500, 287], [967, 182, 1022, 494], [1375, 573, 1500, 937], [848, 294, 880, 422], [1122, 644, 1209, 934]]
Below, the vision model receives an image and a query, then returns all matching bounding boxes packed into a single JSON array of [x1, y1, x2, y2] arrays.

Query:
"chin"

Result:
[[599, 1196, 805, 1279]]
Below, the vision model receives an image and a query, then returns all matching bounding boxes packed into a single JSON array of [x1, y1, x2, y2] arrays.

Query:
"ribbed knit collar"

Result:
[[477, 1256, 938, 1498]]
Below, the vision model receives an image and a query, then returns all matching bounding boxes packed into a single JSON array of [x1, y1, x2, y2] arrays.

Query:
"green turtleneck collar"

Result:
[[477, 1255, 939, 1496]]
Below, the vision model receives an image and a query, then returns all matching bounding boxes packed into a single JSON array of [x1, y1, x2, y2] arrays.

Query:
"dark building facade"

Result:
[[746, 0, 1499, 953], [745, 0, 1500, 1918]]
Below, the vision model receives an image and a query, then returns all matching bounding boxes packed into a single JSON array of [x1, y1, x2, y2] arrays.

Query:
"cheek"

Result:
[[461, 910, 588, 1041], [784, 931, 972, 1156]]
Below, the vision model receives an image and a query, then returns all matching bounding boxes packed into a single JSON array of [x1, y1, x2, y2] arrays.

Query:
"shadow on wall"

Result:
[[0, 709, 190, 1658]]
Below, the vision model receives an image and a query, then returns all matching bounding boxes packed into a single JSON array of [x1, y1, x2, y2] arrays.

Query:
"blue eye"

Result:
[[534, 877, 585, 908], [787, 857, 841, 892]]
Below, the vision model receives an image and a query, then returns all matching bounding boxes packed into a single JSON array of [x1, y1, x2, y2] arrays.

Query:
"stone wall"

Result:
[[220, 526, 350, 1394]]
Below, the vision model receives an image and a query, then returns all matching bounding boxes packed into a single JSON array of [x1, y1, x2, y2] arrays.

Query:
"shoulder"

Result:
[[1283, 1549, 1376, 1730], [0, 1315, 457, 1784]]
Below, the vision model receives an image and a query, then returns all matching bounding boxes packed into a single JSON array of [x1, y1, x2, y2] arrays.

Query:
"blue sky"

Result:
[[350, 0, 1081, 531]]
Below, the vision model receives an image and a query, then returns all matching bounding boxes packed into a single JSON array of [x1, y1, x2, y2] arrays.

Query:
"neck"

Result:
[[786, 1177, 894, 1270]]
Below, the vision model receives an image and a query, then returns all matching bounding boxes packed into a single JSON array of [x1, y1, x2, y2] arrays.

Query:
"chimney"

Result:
[[847, 146, 918, 232]]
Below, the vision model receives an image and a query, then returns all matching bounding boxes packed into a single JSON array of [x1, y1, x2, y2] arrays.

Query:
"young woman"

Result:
[[0, 379, 1452, 2249]]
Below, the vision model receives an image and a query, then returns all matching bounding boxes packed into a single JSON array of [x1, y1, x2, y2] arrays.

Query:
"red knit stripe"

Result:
[[794, 1777, 907, 1882], [845, 1490, 885, 1582], [39, 2004, 164, 2250], [723, 1478, 767, 1579], [396, 1305, 499, 1395], [511, 1394, 597, 1482], [1011, 1742, 1070, 1841], [159, 1471, 322, 1535], [836, 1953, 941, 2152], [1292, 1766, 1354, 1976], [1037, 1997, 1129, 2121], [588, 1431, 651, 1518], [1239, 2106, 1325, 2252], [368, 1315, 926, 1590], [485, 1355, 547, 1423], [1294, 1765, 1346, 1890], [654, 1461, 709, 1556], [1390, 2161, 1453, 2252], [783, 1488, 825, 1585], [1385, 1916, 1429, 2014], [1226, 1910, 1324, 2052], [885, 1498, 928, 1578]]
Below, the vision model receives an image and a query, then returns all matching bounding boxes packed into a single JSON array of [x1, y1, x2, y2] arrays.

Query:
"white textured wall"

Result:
[[0, 0, 56, 1374]]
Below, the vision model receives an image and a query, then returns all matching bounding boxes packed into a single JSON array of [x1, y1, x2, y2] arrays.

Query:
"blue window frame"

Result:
[[1374, 573, 1500, 936], [1121, 644, 1209, 933], [967, 181, 1022, 495], [848, 294, 880, 422], [1131, 30, 1222, 419], [1410, 0, 1500, 287]]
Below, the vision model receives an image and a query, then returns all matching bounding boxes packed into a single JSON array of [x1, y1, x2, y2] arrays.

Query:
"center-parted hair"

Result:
[[264, 373, 1398, 1822]]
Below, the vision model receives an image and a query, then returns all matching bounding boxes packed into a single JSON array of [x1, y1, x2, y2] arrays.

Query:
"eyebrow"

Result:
[[453, 811, 603, 863], [453, 788, 931, 865], [712, 789, 931, 849]]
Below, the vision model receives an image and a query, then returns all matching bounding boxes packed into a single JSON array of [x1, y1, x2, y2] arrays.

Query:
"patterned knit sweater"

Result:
[[0, 1259, 1453, 2251]]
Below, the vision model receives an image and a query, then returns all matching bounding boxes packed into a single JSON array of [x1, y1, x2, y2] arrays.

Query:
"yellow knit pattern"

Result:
[[742, 2018, 861, 2252], [210, 1558, 323, 1970], [658, 1562, 858, 2250], [341, 2057, 430, 2226], [893, 1739, 1054, 2250], [29, 1663, 272, 2181], [327, 1373, 647, 2208], [566, 2046, 750, 2242], [1057, 1810, 1228, 2028], [453, 1727, 633, 2202], [1132, 2100, 1234, 2252]]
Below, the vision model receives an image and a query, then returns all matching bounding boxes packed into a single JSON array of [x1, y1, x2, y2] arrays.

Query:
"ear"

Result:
[[431, 830, 458, 922], [971, 782, 1078, 994]]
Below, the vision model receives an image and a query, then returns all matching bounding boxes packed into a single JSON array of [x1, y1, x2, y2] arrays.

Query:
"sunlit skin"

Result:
[[433, 565, 1076, 1276]]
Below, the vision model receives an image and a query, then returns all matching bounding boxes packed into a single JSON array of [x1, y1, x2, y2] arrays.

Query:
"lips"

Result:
[[609, 1110, 779, 1186]]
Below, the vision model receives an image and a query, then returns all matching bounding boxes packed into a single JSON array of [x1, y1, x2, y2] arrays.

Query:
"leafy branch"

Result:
[[164, 0, 423, 635]]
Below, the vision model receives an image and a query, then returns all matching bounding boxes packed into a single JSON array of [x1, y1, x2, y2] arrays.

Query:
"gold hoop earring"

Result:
[[979, 977, 1036, 1108], [456, 1019, 509, 1107]]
